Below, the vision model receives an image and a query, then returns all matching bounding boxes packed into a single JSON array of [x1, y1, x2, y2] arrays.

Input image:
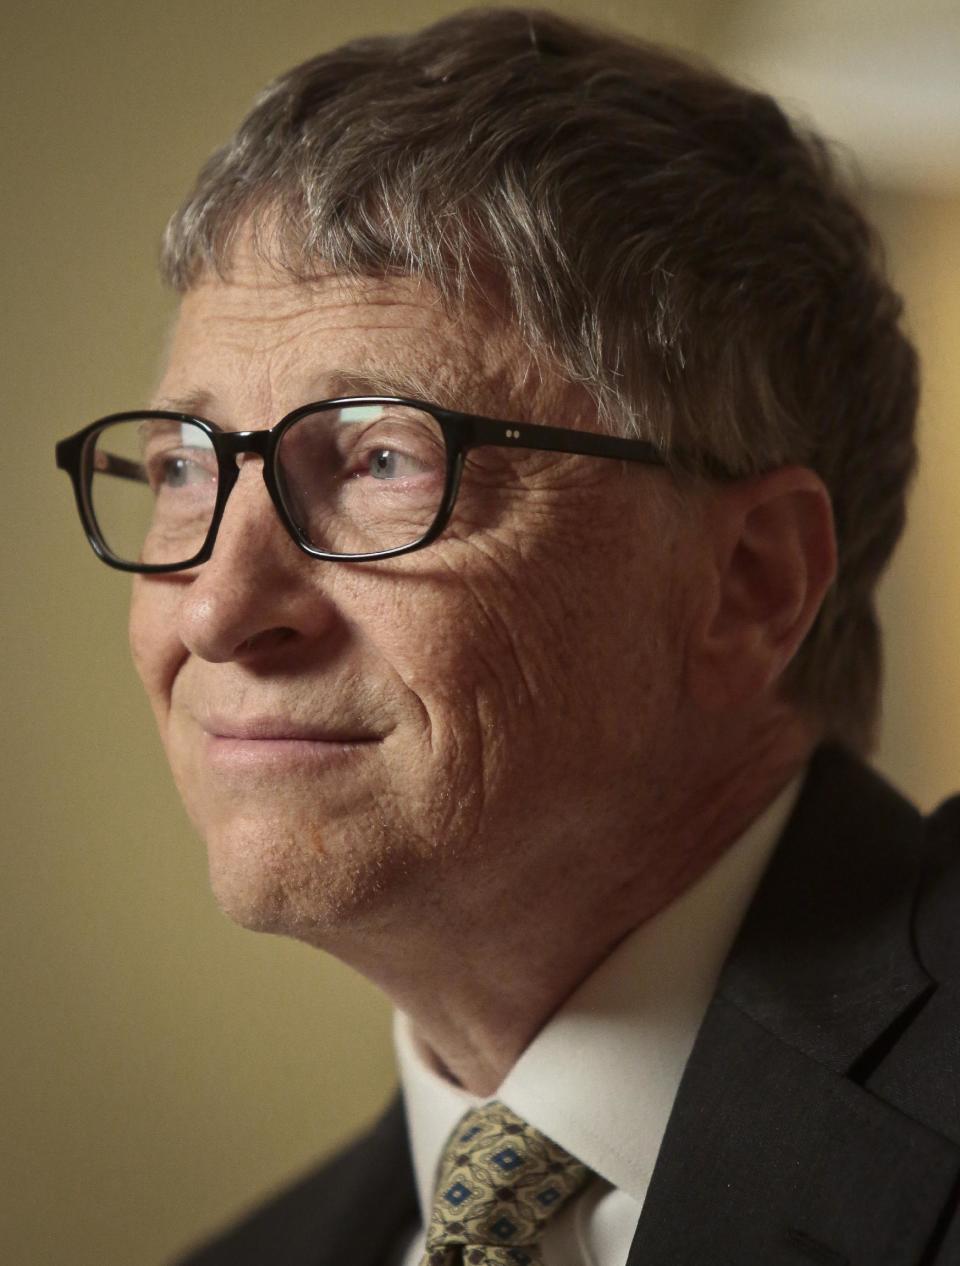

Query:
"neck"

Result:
[[319, 722, 815, 1095]]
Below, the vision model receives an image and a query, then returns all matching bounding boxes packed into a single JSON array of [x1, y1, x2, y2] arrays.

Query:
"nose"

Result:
[[176, 460, 340, 664]]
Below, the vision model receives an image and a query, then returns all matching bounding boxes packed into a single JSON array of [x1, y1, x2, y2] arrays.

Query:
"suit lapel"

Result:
[[310, 1096, 418, 1266], [627, 747, 960, 1266]]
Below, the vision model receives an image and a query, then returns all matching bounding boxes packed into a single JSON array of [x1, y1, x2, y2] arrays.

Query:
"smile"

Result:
[[198, 714, 384, 769], [203, 732, 382, 771]]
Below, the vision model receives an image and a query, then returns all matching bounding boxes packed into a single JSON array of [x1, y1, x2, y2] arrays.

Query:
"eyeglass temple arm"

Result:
[[462, 415, 668, 466], [93, 452, 150, 484]]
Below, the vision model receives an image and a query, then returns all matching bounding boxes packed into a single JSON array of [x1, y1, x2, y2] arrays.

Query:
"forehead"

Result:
[[156, 244, 549, 424]]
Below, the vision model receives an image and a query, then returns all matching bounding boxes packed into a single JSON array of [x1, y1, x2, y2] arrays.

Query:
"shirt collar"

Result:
[[395, 774, 802, 1219]]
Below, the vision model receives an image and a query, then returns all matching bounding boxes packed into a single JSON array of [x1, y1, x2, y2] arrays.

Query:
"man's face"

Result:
[[129, 243, 700, 951]]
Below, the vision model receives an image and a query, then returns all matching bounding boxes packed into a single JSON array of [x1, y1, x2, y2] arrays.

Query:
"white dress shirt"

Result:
[[396, 776, 802, 1266]]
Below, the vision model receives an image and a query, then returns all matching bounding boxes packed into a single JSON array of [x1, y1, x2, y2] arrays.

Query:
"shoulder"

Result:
[[172, 1096, 417, 1266], [914, 794, 960, 984]]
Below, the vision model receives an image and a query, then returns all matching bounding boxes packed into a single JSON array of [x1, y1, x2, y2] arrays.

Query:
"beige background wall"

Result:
[[3, 2, 958, 1263]]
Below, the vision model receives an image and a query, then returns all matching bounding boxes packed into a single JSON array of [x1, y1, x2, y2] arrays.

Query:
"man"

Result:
[[55, 8, 960, 1265]]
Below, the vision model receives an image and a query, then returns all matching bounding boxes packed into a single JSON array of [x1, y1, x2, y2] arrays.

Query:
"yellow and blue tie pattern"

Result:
[[421, 1101, 591, 1266]]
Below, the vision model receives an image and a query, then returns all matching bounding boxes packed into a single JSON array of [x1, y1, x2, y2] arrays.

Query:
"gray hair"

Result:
[[160, 6, 919, 754]]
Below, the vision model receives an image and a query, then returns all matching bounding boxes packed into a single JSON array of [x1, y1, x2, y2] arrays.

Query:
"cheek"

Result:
[[128, 579, 182, 721], [373, 538, 647, 774]]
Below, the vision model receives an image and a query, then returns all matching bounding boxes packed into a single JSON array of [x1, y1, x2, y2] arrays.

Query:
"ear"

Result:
[[687, 467, 837, 712]]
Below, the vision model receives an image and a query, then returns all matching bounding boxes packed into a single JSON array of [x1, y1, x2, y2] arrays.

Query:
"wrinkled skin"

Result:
[[130, 241, 833, 1090]]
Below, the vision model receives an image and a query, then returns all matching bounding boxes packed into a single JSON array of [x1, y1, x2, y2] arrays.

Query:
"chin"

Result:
[[198, 809, 411, 946]]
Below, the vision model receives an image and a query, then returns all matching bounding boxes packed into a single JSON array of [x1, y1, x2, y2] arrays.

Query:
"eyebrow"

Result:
[[150, 368, 457, 421], [150, 388, 216, 416], [330, 368, 445, 403]]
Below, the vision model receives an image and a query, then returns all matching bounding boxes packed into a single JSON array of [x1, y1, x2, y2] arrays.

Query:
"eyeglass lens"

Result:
[[83, 403, 449, 565]]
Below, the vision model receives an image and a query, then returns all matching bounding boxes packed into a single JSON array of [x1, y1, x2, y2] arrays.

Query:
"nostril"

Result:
[[236, 627, 298, 655]]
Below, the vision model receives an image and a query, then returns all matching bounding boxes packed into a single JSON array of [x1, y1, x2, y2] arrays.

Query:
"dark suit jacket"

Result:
[[174, 746, 960, 1265]]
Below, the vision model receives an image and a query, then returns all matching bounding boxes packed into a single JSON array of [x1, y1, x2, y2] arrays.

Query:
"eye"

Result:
[[148, 452, 216, 492], [366, 447, 432, 480]]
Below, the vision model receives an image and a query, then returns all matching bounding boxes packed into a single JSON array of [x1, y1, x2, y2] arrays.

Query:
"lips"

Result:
[[199, 713, 382, 743], [196, 712, 385, 774]]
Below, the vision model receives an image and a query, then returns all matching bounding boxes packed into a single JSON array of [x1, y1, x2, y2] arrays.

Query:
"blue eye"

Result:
[[370, 449, 400, 479], [164, 458, 193, 487], [151, 454, 215, 491], [367, 448, 430, 479]]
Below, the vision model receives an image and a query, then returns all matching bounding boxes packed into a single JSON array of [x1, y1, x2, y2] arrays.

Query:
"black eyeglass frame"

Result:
[[55, 396, 670, 573]]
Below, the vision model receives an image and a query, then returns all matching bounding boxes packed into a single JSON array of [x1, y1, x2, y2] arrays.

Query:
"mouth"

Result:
[[207, 719, 381, 743], [198, 714, 384, 769]]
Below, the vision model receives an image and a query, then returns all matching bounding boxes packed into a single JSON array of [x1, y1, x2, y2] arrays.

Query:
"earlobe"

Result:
[[688, 468, 837, 713]]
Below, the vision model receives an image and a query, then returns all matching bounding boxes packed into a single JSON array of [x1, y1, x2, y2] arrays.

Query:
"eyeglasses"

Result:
[[55, 396, 670, 572]]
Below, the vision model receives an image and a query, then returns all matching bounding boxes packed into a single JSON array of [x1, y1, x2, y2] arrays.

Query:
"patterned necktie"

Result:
[[421, 1100, 591, 1266]]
